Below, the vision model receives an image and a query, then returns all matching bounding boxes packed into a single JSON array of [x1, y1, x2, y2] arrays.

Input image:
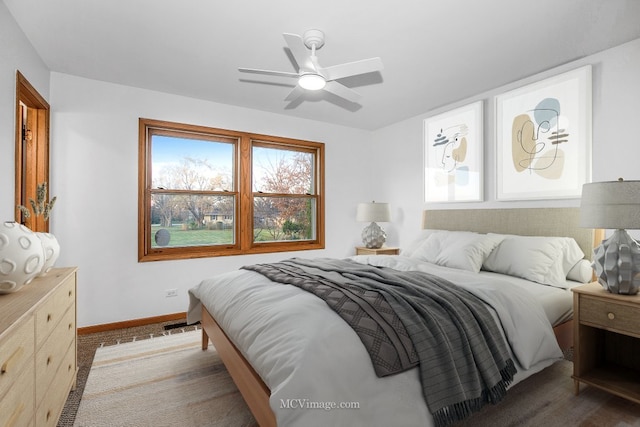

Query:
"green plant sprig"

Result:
[[17, 182, 57, 220]]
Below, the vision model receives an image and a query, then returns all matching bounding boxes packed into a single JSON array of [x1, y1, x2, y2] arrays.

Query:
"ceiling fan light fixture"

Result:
[[298, 73, 326, 90]]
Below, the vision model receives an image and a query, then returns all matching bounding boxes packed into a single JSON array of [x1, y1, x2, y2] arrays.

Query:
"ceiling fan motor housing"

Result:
[[303, 29, 325, 49]]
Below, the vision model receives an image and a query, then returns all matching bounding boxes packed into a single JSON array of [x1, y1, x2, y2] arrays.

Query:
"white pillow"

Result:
[[410, 230, 505, 272], [560, 238, 586, 277], [567, 259, 593, 283], [401, 229, 436, 257], [483, 234, 585, 288]]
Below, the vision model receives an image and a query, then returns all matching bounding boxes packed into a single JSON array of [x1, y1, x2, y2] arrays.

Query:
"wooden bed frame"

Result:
[[200, 207, 604, 426], [201, 307, 276, 427]]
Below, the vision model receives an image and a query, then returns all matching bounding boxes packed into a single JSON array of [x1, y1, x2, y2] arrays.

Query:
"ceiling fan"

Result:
[[239, 29, 383, 103]]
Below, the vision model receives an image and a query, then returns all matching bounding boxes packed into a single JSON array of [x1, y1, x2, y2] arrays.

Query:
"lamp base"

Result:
[[592, 229, 640, 295], [361, 222, 386, 249]]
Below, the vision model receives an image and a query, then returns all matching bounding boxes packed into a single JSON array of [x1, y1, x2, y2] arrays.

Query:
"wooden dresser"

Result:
[[0, 267, 78, 427]]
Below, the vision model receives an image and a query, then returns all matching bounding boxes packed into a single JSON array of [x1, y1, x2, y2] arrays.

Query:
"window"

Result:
[[138, 119, 324, 261]]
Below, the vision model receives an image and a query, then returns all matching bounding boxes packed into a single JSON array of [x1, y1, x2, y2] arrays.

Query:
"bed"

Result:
[[187, 208, 603, 427]]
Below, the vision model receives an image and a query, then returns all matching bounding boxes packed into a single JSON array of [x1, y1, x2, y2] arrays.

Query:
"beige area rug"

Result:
[[73, 329, 640, 427], [72, 329, 257, 427]]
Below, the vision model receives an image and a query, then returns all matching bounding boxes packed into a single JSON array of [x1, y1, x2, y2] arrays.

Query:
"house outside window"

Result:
[[138, 118, 324, 261]]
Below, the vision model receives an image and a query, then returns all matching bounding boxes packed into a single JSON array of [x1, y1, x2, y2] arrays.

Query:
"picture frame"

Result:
[[495, 65, 592, 200], [423, 100, 483, 203]]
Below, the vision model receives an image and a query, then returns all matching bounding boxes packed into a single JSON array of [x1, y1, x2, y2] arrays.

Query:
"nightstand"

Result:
[[572, 282, 640, 404], [355, 247, 400, 256]]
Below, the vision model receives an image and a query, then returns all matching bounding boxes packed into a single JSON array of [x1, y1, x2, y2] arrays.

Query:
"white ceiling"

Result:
[[4, 0, 640, 130]]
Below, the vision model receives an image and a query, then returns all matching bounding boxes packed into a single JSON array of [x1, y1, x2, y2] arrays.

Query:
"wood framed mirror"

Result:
[[15, 71, 50, 232]]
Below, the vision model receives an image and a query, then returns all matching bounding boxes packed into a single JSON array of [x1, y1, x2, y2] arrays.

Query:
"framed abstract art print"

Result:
[[424, 101, 483, 203], [495, 66, 592, 200]]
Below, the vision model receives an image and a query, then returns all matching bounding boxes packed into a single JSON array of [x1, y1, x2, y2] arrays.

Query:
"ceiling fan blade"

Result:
[[321, 57, 384, 81], [284, 86, 305, 102], [283, 33, 315, 73], [238, 68, 299, 78], [323, 81, 362, 103]]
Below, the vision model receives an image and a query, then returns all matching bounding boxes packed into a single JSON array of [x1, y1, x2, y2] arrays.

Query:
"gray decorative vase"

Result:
[[592, 229, 640, 295]]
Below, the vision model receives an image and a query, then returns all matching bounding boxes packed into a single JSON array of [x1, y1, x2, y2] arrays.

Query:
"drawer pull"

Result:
[[608, 312, 615, 320], [6, 402, 25, 427], [1, 346, 24, 374], [47, 355, 52, 366], [47, 313, 52, 322]]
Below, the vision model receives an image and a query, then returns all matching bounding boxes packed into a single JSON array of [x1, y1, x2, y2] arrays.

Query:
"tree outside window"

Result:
[[253, 144, 315, 243]]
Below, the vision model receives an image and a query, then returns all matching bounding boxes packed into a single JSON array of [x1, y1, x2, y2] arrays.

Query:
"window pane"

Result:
[[253, 197, 316, 242], [151, 135, 234, 191], [252, 146, 314, 194], [151, 193, 235, 247]]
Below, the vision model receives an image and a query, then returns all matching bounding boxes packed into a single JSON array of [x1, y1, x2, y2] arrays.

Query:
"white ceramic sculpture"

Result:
[[0, 221, 46, 293], [37, 232, 60, 276]]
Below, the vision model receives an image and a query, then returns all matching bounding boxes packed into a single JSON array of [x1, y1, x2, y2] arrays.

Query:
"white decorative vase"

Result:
[[36, 232, 60, 276], [0, 221, 46, 293], [361, 221, 387, 249]]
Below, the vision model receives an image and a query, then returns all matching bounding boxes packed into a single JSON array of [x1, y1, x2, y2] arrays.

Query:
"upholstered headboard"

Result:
[[422, 208, 603, 260]]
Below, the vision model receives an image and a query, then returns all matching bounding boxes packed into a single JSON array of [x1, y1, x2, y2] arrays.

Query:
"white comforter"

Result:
[[187, 256, 563, 427]]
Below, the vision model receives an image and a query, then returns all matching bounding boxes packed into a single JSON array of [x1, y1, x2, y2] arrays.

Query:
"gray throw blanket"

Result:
[[242, 258, 516, 427]]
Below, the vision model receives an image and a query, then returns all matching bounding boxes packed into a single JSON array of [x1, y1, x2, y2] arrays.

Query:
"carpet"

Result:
[[72, 329, 257, 427], [73, 329, 640, 427]]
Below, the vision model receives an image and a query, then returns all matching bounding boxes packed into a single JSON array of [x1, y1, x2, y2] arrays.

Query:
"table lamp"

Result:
[[580, 178, 640, 295], [356, 202, 391, 249]]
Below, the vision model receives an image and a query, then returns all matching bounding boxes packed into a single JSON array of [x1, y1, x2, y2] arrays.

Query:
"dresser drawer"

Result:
[[35, 274, 75, 348], [35, 342, 76, 427], [35, 306, 76, 405], [579, 295, 640, 336], [0, 361, 35, 427], [0, 316, 35, 399]]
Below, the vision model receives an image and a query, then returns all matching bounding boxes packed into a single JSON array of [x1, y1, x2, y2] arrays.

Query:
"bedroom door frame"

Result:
[[15, 71, 50, 232]]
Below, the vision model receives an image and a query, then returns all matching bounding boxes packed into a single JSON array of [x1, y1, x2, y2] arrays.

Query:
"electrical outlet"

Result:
[[165, 289, 178, 297]]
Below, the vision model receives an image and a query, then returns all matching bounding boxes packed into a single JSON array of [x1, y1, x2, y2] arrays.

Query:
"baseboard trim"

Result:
[[78, 312, 187, 335]]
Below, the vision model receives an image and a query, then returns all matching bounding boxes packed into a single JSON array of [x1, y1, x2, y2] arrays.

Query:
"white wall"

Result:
[[49, 73, 374, 327], [373, 38, 640, 249], [4, 1, 639, 327], [0, 2, 50, 221]]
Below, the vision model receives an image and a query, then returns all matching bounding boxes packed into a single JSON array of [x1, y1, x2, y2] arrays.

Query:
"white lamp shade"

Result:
[[580, 180, 640, 229], [356, 202, 391, 223]]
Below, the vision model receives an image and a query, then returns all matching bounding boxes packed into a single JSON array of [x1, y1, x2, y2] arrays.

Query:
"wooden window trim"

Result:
[[138, 118, 325, 262]]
